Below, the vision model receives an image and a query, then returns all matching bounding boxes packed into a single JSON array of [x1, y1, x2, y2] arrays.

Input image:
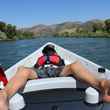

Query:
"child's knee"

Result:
[[17, 67, 32, 77], [17, 66, 26, 71]]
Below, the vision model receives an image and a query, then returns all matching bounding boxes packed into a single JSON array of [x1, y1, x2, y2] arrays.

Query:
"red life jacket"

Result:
[[36, 53, 62, 67], [0, 66, 8, 86]]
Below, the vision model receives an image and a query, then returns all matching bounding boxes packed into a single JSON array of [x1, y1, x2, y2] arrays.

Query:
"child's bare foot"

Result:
[[99, 79, 110, 103]]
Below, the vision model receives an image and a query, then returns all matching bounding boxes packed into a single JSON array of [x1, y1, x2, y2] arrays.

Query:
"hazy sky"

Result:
[[0, 0, 110, 27]]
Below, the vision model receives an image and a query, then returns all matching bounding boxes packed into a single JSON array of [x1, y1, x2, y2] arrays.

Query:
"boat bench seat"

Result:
[[23, 77, 76, 93], [9, 77, 76, 110]]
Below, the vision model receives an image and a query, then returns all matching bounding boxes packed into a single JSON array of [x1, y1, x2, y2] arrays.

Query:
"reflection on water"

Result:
[[0, 37, 110, 70]]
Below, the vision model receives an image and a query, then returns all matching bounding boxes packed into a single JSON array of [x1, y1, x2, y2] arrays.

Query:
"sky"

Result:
[[0, 0, 110, 28]]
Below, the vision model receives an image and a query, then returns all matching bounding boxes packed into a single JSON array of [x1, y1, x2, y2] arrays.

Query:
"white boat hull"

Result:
[[5, 42, 110, 92], [4, 42, 110, 110]]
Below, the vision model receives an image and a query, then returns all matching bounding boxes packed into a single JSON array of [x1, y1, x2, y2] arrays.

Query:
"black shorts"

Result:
[[34, 66, 64, 78]]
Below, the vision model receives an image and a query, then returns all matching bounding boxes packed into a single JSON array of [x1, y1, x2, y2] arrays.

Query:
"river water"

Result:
[[0, 37, 110, 70]]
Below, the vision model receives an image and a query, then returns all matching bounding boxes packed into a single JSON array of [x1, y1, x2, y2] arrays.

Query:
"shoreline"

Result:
[[0, 35, 110, 41]]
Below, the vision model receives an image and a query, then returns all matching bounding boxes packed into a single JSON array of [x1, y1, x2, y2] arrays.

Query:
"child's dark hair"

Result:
[[42, 44, 56, 55]]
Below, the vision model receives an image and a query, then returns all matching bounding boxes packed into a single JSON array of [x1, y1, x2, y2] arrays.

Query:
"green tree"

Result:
[[92, 20, 105, 33], [6, 24, 17, 39], [0, 21, 6, 32], [105, 19, 110, 33]]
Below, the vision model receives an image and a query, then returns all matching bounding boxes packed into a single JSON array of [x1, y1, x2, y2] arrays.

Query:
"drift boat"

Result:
[[3, 42, 110, 110]]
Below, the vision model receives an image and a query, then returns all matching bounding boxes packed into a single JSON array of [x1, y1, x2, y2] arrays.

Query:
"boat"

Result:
[[3, 42, 110, 110]]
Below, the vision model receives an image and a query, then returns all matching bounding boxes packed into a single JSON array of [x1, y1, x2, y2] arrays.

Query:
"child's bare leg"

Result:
[[61, 61, 99, 88], [0, 66, 38, 109], [61, 61, 110, 102], [0, 90, 8, 110]]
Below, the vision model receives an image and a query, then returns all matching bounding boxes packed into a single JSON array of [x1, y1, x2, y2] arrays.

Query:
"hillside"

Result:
[[0, 19, 110, 40], [21, 19, 110, 38], [21, 21, 82, 37]]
